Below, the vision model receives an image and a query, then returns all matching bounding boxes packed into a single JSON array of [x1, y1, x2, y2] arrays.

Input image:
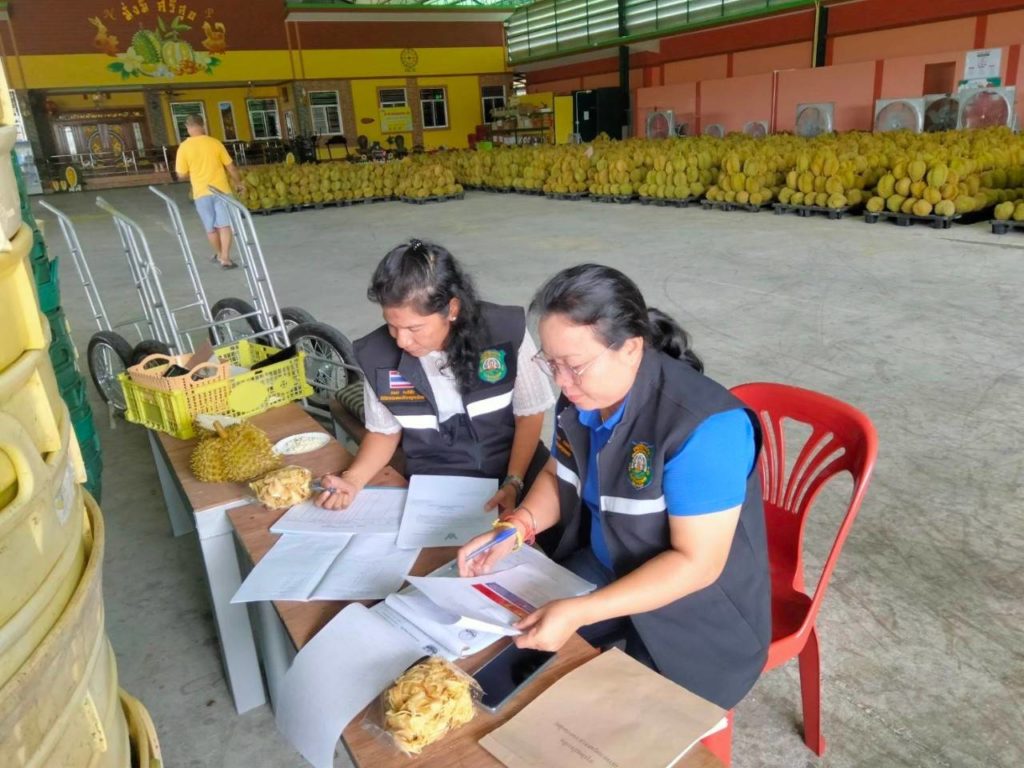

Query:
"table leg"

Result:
[[233, 531, 296, 711], [199, 529, 267, 714], [147, 430, 195, 537]]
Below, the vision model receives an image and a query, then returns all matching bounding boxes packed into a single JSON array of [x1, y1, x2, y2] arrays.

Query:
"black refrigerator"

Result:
[[572, 88, 626, 142]]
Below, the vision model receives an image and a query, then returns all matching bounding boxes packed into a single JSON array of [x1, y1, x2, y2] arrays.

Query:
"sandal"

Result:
[[220, 261, 239, 270]]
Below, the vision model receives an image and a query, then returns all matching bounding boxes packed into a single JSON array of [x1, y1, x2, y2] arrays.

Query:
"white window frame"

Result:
[[309, 90, 343, 136], [481, 84, 506, 124], [420, 87, 449, 130], [246, 98, 282, 140], [378, 87, 408, 109], [170, 101, 206, 143]]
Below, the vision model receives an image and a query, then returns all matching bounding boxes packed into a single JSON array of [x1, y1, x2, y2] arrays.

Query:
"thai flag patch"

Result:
[[388, 370, 415, 390]]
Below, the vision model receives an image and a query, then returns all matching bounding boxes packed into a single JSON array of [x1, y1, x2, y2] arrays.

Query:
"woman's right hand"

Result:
[[314, 473, 362, 510], [457, 525, 521, 578]]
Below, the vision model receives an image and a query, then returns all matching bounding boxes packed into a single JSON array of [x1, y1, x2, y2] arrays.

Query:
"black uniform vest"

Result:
[[546, 348, 771, 709], [353, 303, 526, 479]]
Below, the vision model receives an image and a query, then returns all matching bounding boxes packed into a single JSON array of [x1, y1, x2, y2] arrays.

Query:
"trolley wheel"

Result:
[[288, 321, 361, 409], [209, 297, 262, 345], [87, 331, 133, 411], [280, 306, 317, 334], [130, 339, 173, 367]]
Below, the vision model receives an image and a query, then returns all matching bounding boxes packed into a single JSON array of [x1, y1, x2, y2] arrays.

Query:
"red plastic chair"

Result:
[[701, 383, 878, 764]]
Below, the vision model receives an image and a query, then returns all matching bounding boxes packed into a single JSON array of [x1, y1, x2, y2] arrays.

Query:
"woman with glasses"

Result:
[[316, 239, 555, 514], [457, 264, 770, 710]]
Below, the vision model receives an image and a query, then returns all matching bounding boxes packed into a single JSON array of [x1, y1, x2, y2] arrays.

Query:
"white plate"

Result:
[[273, 432, 332, 455]]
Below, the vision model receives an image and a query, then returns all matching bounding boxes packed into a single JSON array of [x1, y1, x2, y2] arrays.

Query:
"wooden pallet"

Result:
[[256, 205, 294, 216], [399, 193, 465, 205], [639, 196, 701, 208], [590, 195, 636, 204], [700, 200, 770, 213], [773, 203, 858, 220], [990, 219, 1024, 234], [863, 210, 960, 229], [545, 192, 589, 201]]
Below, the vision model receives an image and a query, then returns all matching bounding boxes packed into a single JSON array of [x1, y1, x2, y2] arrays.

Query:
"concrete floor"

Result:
[[32, 186, 1023, 768]]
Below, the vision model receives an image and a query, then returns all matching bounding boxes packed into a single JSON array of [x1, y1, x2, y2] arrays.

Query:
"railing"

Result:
[[47, 146, 172, 180], [507, 0, 814, 64]]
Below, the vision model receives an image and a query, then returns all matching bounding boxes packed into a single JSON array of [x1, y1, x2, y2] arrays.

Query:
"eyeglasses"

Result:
[[533, 346, 612, 384]]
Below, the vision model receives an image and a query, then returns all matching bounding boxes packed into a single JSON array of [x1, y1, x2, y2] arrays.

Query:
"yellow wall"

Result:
[[11, 51, 293, 90], [350, 78, 411, 148], [418, 76, 480, 150], [298, 47, 504, 80], [555, 95, 573, 144], [48, 91, 144, 110], [159, 85, 282, 143]]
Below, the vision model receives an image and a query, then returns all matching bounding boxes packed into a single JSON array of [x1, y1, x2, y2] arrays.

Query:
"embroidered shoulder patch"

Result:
[[628, 442, 654, 490], [478, 348, 508, 383]]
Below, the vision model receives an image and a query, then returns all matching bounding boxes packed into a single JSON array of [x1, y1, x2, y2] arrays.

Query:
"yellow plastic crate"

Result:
[[119, 339, 313, 440], [0, 346, 64, 456], [0, 224, 47, 373]]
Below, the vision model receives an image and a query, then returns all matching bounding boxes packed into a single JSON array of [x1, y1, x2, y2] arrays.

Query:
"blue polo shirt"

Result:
[[574, 402, 756, 570]]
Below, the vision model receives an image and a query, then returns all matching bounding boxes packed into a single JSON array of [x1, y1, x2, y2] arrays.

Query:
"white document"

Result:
[[406, 558, 597, 636], [396, 474, 499, 549], [275, 603, 425, 768], [271, 487, 407, 536], [232, 533, 420, 603], [231, 535, 351, 604], [310, 534, 421, 601], [380, 591, 504, 658]]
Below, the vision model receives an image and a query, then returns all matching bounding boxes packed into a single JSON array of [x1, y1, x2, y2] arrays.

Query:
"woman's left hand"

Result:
[[484, 483, 518, 515], [513, 598, 587, 652]]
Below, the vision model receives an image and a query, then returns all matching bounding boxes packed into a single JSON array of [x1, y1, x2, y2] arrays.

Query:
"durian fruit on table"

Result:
[[190, 420, 281, 483]]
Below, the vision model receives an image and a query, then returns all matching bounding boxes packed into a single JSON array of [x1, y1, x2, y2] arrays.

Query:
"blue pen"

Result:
[[463, 525, 518, 564]]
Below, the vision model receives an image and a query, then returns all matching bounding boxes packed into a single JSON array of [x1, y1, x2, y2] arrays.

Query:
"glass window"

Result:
[[481, 85, 506, 124], [309, 90, 343, 135], [247, 98, 281, 140], [378, 88, 408, 109], [420, 87, 448, 130], [170, 101, 205, 143]]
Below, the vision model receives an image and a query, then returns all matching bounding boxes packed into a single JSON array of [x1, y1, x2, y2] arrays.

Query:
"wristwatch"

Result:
[[501, 474, 525, 502]]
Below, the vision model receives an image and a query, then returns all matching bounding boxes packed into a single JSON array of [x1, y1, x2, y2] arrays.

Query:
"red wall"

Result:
[[700, 73, 775, 134], [774, 61, 877, 133]]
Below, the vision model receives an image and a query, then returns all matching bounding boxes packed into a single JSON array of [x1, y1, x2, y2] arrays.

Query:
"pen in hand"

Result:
[[459, 526, 518, 569]]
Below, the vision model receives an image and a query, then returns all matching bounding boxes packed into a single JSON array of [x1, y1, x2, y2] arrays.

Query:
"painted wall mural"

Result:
[[87, 2, 228, 79]]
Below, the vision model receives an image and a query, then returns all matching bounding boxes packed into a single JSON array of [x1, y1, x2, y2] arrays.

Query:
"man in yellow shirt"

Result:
[[174, 114, 245, 269]]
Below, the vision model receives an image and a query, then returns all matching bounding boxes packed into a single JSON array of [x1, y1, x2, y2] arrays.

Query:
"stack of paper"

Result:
[[271, 487, 406, 536], [232, 534, 420, 603], [396, 474, 499, 549]]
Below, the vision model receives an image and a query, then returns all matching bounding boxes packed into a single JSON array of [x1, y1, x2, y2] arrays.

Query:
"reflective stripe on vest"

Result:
[[600, 495, 667, 516], [555, 459, 581, 493], [393, 413, 440, 431], [466, 390, 514, 419]]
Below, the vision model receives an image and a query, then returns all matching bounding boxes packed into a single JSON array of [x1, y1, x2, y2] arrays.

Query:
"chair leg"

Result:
[[798, 626, 827, 756], [700, 710, 733, 766]]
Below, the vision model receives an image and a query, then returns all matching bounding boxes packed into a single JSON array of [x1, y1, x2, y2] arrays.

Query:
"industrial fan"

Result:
[[743, 120, 769, 137], [874, 98, 924, 132], [958, 87, 1016, 129], [795, 102, 834, 137], [645, 110, 675, 139], [923, 94, 961, 132], [703, 123, 725, 138]]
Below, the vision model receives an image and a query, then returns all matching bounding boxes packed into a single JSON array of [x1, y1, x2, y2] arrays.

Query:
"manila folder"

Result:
[[479, 648, 725, 768]]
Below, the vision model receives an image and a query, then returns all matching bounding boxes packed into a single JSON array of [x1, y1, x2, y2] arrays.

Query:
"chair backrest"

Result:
[[731, 383, 878, 629]]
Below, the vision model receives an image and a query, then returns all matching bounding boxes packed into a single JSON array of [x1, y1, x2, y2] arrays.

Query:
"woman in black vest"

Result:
[[457, 264, 771, 710], [316, 239, 554, 513]]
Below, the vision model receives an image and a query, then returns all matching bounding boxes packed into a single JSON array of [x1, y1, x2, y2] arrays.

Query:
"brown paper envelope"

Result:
[[479, 648, 725, 768]]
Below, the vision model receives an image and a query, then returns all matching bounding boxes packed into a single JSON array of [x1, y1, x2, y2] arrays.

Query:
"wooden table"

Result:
[[229, 466, 722, 768], [147, 404, 348, 713]]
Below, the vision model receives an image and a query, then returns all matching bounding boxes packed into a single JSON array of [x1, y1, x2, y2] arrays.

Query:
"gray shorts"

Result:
[[195, 195, 231, 233]]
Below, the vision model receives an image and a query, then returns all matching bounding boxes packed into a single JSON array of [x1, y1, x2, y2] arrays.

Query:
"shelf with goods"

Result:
[[488, 106, 555, 146]]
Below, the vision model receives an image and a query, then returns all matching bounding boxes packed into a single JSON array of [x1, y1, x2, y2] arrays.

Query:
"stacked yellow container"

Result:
[[0, 209, 161, 764]]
